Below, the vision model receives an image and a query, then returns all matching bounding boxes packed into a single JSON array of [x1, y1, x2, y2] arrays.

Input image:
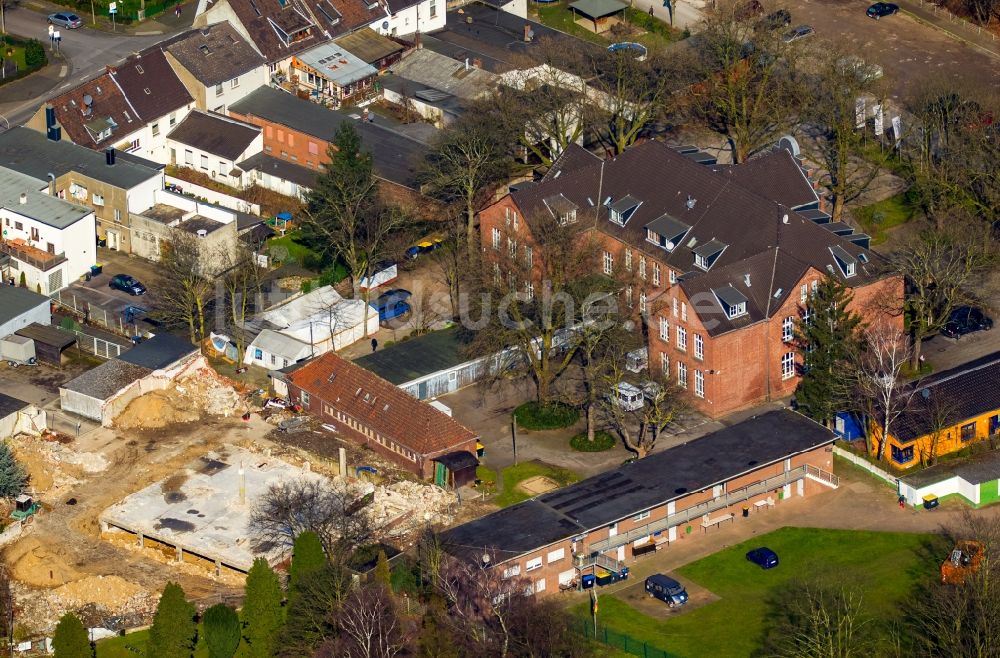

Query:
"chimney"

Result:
[[782, 214, 789, 224], [524, 24, 531, 42], [464, 57, 469, 70], [19, 192, 27, 205], [196, 229, 208, 238], [105, 148, 116, 166], [473, 57, 482, 68], [45, 106, 56, 130], [47, 173, 56, 196]]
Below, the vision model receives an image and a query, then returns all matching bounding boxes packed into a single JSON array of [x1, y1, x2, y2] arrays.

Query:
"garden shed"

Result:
[[898, 450, 1000, 508], [568, 0, 627, 33]]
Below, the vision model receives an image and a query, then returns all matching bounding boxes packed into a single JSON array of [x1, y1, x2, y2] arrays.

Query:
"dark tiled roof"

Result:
[[166, 24, 266, 86], [289, 352, 479, 455], [0, 287, 50, 325], [353, 327, 468, 385], [892, 352, 1000, 443], [113, 49, 193, 122], [541, 143, 600, 181], [441, 409, 834, 561], [509, 141, 886, 336], [712, 149, 818, 209], [230, 87, 427, 188], [45, 72, 136, 149], [61, 360, 152, 399], [14, 323, 78, 349], [900, 449, 1000, 488], [167, 111, 261, 160], [117, 332, 199, 370], [238, 152, 318, 188]]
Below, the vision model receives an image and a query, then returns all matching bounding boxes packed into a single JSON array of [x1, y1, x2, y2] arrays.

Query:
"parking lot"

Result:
[[783, 0, 999, 102]]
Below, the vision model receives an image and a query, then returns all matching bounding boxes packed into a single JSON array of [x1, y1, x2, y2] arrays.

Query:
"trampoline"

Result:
[[607, 42, 648, 59]]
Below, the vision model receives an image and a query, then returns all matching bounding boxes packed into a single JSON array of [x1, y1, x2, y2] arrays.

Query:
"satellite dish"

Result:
[[382, 20, 389, 29], [665, 241, 675, 250], [778, 135, 800, 157], [83, 94, 93, 106]]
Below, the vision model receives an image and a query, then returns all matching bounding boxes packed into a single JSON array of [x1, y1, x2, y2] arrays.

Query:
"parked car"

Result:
[[941, 306, 993, 338], [109, 274, 147, 296], [866, 2, 899, 18], [783, 24, 814, 42], [756, 8, 791, 30], [746, 547, 779, 569], [48, 12, 83, 28], [405, 236, 444, 259], [645, 574, 689, 607]]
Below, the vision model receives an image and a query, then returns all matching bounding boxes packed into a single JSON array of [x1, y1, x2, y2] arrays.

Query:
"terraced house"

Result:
[[478, 141, 903, 418]]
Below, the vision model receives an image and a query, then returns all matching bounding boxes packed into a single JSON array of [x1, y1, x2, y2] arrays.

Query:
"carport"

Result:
[[14, 323, 77, 365], [568, 0, 627, 33]]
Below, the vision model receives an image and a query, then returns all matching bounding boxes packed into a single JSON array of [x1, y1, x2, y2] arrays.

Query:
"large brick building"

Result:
[[440, 409, 838, 596], [283, 352, 480, 482], [478, 142, 902, 417]]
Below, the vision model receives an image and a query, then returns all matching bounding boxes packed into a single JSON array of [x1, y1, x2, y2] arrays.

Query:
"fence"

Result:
[[577, 619, 681, 658], [70, 329, 125, 359], [165, 175, 262, 215], [833, 446, 899, 488]]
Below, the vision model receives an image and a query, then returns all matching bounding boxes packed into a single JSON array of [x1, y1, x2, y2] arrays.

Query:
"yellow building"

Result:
[[874, 352, 1000, 469]]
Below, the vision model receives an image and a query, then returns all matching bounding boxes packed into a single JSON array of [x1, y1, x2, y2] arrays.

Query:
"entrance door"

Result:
[[616, 546, 625, 562], [107, 230, 119, 251], [434, 462, 447, 487]]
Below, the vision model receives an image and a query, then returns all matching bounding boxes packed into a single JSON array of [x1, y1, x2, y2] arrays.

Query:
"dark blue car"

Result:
[[746, 547, 779, 569]]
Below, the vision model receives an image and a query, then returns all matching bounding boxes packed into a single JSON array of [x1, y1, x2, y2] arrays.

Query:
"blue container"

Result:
[[581, 574, 596, 589]]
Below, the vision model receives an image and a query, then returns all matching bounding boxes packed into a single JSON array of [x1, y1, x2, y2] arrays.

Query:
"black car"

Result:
[[941, 306, 993, 338], [756, 8, 791, 30], [747, 547, 779, 569], [645, 574, 689, 607], [109, 274, 147, 296], [782, 24, 814, 42], [867, 2, 899, 18]]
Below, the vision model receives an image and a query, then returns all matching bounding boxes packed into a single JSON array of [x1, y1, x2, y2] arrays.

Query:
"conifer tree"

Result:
[[52, 612, 90, 658], [241, 558, 283, 658], [147, 582, 196, 658]]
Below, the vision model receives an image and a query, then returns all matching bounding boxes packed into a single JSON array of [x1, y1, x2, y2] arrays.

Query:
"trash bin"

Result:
[[91, 264, 103, 276], [923, 494, 939, 510], [581, 574, 596, 589]]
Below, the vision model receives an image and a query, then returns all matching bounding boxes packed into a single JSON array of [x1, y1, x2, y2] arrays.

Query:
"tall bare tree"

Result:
[[154, 232, 213, 345], [761, 581, 874, 658], [327, 583, 410, 658], [913, 391, 961, 467], [601, 363, 687, 458], [216, 241, 265, 367], [851, 320, 914, 462]]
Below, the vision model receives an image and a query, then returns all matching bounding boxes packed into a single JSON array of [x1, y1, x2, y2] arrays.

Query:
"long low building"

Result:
[[439, 409, 838, 595]]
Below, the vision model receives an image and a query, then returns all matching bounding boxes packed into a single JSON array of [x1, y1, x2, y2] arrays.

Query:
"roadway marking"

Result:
[[134, 31, 163, 35], [59, 66, 68, 78]]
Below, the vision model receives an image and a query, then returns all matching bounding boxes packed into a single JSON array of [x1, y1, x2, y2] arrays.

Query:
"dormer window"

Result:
[[543, 194, 578, 226], [644, 215, 690, 252], [830, 245, 857, 278], [714, 286, 749, 320], [693, 239, 727, 271], [608, 195, 640, 226]]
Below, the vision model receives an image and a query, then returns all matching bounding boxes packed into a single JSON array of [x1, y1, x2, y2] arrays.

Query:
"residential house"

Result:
[[193, 0, 386, 73], [129, 188, 243, 271], [242, 328, 312, 369], [478, 141, 902, 418], [163, 24, 269, 114], [229, 85, 429, 197], [874, 352, 1000, 469], [282, 351, 480, 480], [290, 41, 378, 107], [440, 409, 837, 596], [0, 167, 96, 294], [381, 48, 496, 126], [0, 287, 51, 338], [0, 127, 163, 255], [27, 49, 195, 164], [370, 0, 445, 37], [166, 110, 263, 188]]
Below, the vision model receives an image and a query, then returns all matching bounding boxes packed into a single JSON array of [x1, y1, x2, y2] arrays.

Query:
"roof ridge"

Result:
[[916, 354, 1000, 390]]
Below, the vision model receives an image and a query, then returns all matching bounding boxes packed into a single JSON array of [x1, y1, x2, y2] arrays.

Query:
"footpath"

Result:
[[19, 0, 196, 35], [898, 0, 1000, 58]]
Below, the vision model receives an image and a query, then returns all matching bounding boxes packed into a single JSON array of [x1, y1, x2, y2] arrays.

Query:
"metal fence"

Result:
[[577, 619, 681, 658], [70, 330, 125, 359], [50, 290, 139, 337]]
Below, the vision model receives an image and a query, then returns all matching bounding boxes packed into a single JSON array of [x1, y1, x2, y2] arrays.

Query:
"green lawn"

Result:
[[97, 627, 210, 658], [0, 38, 27, 70], [268, 230, 319, 266], [854, 190, 921, 244], [573, 527, 939, 658], [496, 461, 581, 507], [531, 2, 679, 48]]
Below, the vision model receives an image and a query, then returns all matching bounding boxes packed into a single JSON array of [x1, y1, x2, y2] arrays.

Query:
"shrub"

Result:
[[52, 613, 89, 658], [513, 401, 580, 430], [23, 40, 46, 68], [203, 604, 240, 658], [570, 430, 617, 452]]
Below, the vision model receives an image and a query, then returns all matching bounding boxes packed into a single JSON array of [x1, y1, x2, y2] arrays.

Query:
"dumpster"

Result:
[[923, 494, 939, 510], [581, 574, 596, 589], [91, 263, 103, 276], [596, 567, 630, 587]]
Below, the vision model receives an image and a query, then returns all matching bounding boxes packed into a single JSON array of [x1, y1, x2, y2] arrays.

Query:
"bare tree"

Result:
[[602, 366, 687, 458], [890, 218, 997, 368], [760, 581, 873, 658], [851, 320, 914, 462], [249, 478, 379, 561], [689, 0, 805, 162], [327, 583, 410, 658], [570, 312, 634, 444], [154, 232, 214, 344], [216, 242, 265, 367], [913, 391, 961, 467]]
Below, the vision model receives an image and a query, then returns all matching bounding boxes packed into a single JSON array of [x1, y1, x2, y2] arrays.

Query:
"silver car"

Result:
[[783, 24, 814, 42], [48, 12, 83, 29]]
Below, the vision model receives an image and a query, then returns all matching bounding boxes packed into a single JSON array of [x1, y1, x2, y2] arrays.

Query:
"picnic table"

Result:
[[701, 513, 735, 532]]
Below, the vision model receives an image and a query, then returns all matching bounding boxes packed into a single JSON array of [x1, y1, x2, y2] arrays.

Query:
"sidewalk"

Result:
[[0, 60, 66, 126], [21, 0, 196, 36], [899, 0, 1000, 58]]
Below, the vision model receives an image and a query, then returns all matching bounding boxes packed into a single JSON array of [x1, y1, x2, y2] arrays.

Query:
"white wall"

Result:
[[251, 169, 308, 200], [204, 69, 270, 114], [0, 405, 46, 439], [126, 172, 164, 214], [369, 0, 446, 37], [1, 206, 96, 293], [168, 131, 262, 189], [163, 175, 261, 214], [500, 0, 526, 19], [117, 104, 194, 164]]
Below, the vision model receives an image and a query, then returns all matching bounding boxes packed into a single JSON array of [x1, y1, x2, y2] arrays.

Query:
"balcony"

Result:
[[587, 465, 839, 554], [0, 240, 67, 271]]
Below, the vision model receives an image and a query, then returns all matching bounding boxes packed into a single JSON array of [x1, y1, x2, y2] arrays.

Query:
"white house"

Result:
[[369, 0, 446, 38], [166, 111, 263, 189], [0, 167, 96, 294], [0, 287, 51, 338], [244, 328, 313, 370]]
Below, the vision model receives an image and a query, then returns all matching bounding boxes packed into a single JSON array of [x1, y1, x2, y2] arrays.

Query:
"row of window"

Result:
[[505, 547, 566, 579], [149, 112, 178, 138], [602, 249, 674, 288], [215, 77, 240, 96], [321, 403, 419, 463]]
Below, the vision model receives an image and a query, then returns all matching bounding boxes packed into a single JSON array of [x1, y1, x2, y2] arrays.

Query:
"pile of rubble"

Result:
[[373, 480, 456, 536], [11, 577, 158, 635], [116, 368, 245, 430]]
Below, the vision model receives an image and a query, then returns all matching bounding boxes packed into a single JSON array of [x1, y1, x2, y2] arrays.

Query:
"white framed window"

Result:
[[300, 391, 310, 406], [681, 302, 687, 321], [524, 245, 533, 267], [547, 548, 565, 563], [727, 302, 748, 319], [670, 269, 677, 285], [114, 208, 122, 223], [800, 284, 808, 303], [151, 122, 159, 136], [672, 298, 678, 318], [694, 334, 704, 360], [200, 154, 209, 170], [676, 326, 687, 351], [492, 227, 501, 250], [534, 578, 545, 593], [231, 76, 240, 88], [781, 352, 795, 380], [525, 282, 534, 300], [626, 287, 633, 305], [639, 292, 646, 315], [660, 351, 669, 373], [503, 565, 521, 579], [504, 207, 511, 227], [632, 510, 650, 522], [639, 256, 646, 280], [184, 149, 193, 165], [429, 0, 437, 16], [659, 316, 669, 340], [508, 237, 516, 257], [652, 263, 660, 286], [677, 361, 688, 389], [215, 83, 224, 96], [695, 369, 704, 398], [603, 251, 613, 275], [559, 209, 577, 225], [625, 249, 632, 271], [525, 557, 543, 572], [811, 280, 819, 295], [782, 316, 794, 342], [92, 193, 105, 206]]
